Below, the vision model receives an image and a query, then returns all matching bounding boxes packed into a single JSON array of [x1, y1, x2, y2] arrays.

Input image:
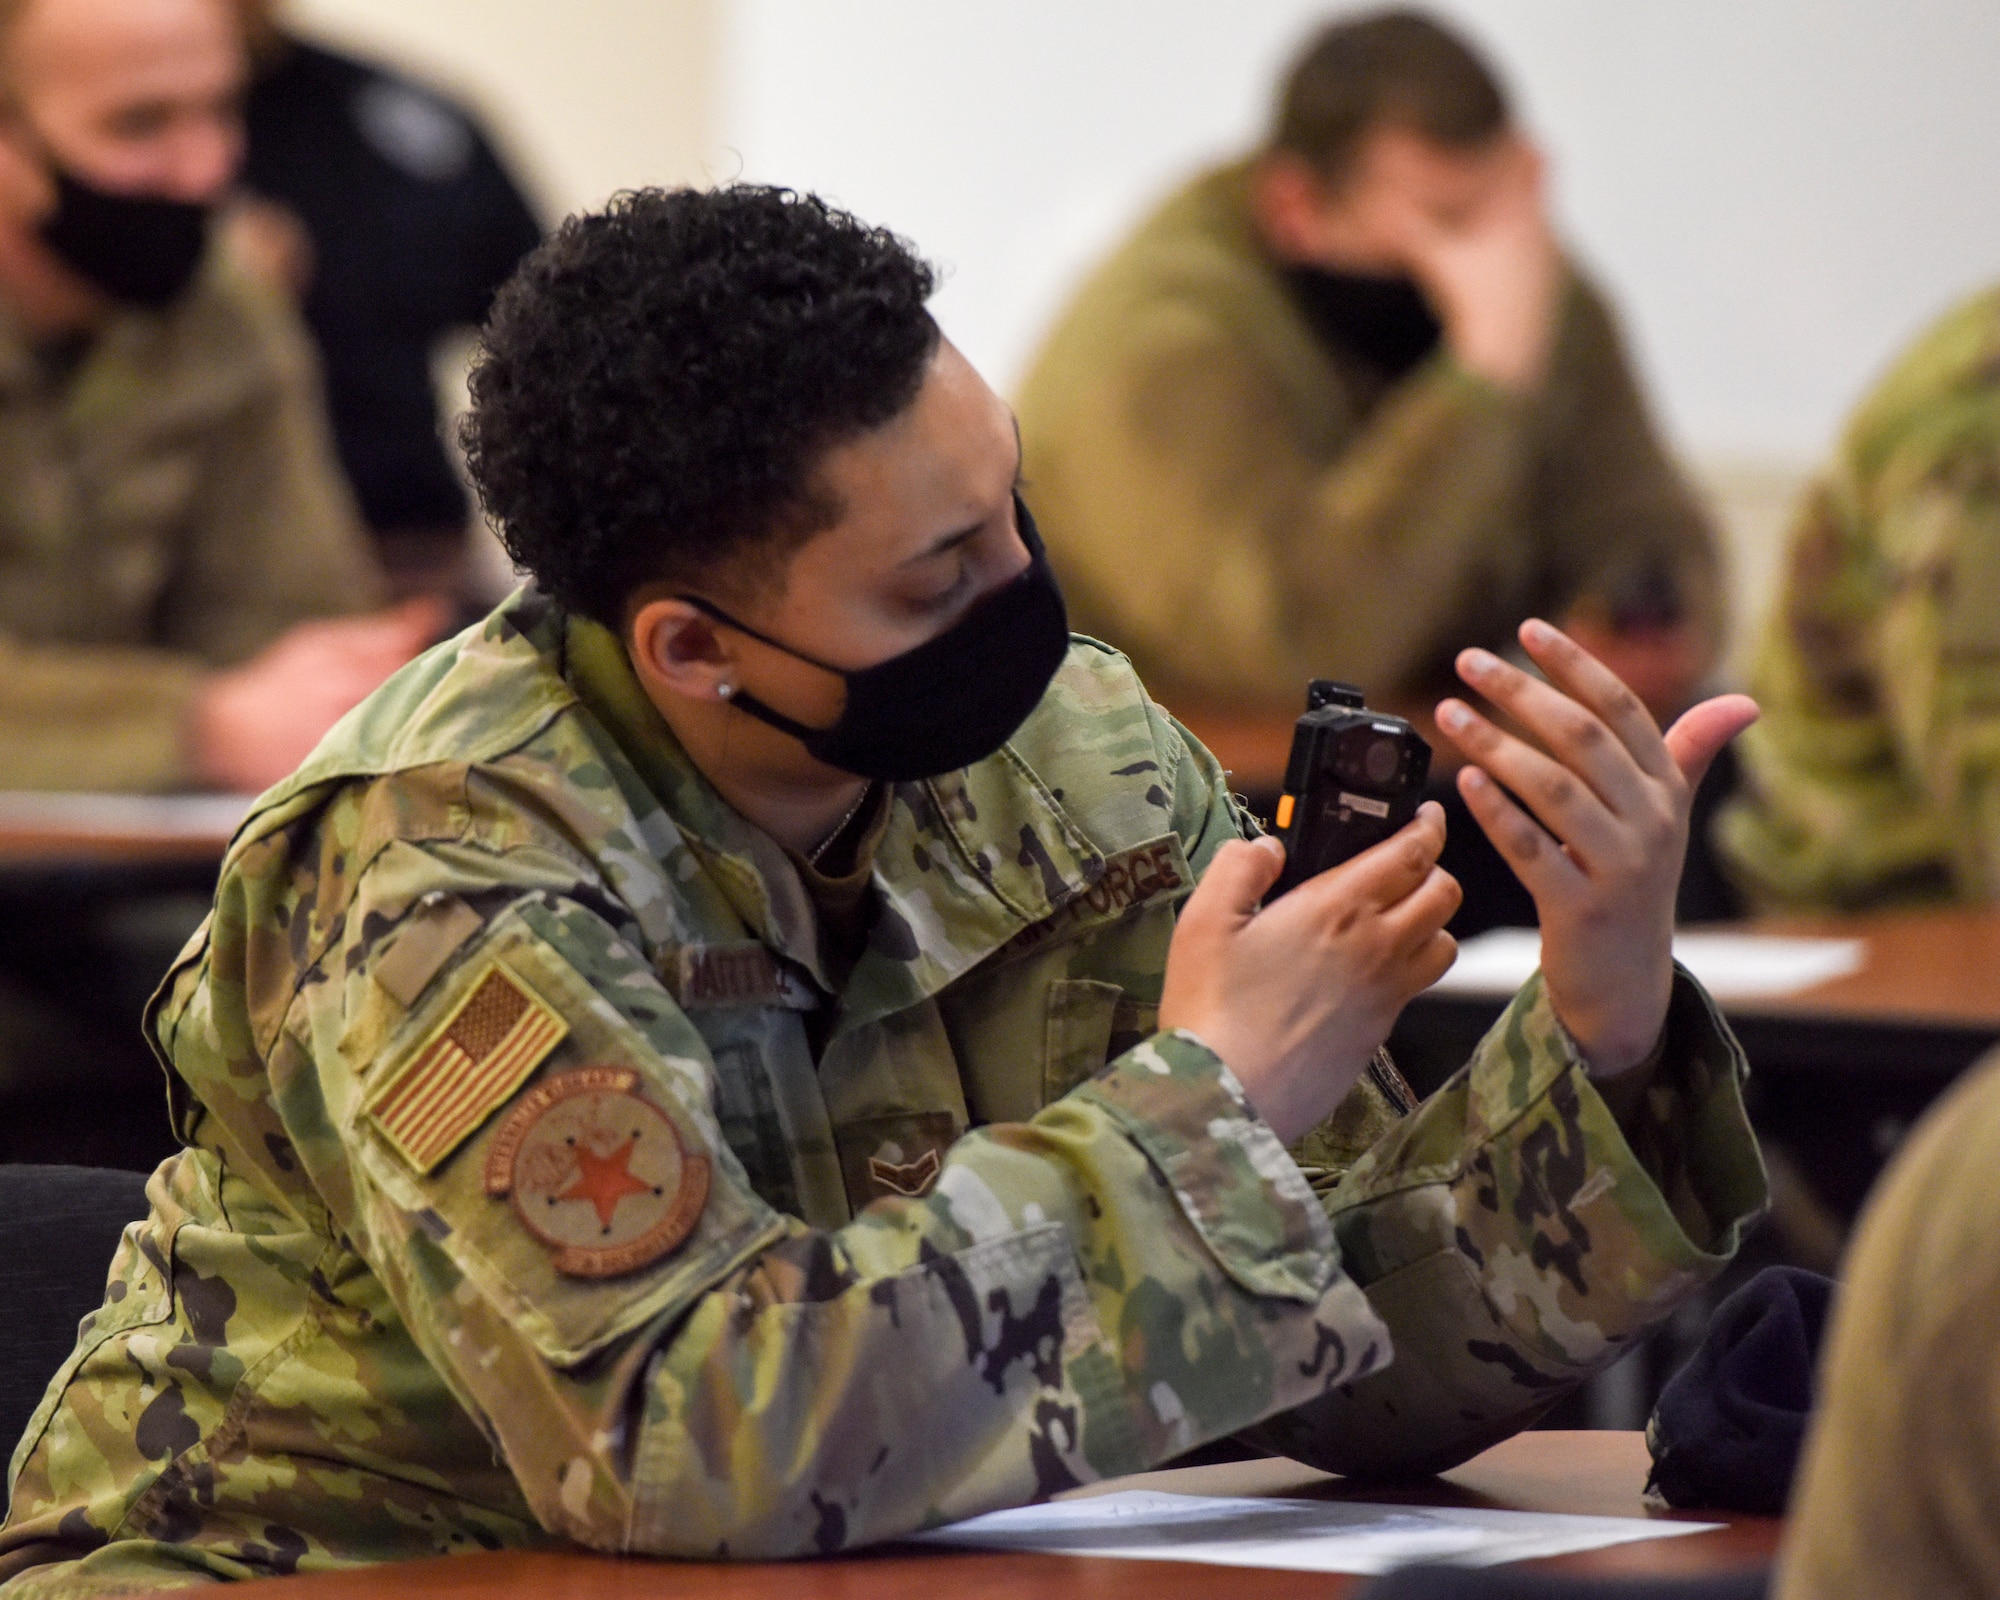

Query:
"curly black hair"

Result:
[[462, 185, 941, 625]]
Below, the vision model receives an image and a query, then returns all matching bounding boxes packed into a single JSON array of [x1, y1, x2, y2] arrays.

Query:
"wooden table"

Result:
[[1398, 904, 2000, 1080], [1716, 906, 2000, 1066], [198, 1432, 1775, 1597], [1395, 905, 2000, 1226]]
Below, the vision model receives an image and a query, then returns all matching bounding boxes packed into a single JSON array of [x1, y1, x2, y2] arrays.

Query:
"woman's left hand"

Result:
[[1434, 618, 1759, 1076]]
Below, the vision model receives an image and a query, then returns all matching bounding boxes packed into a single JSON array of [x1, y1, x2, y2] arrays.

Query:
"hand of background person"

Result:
[[187, 598, 446, 793], [1159, 808, 1461, 1144], [220, 195, 317, 298], [1391, 134, 1562, 394], [1434, 619, 1758, 1076]]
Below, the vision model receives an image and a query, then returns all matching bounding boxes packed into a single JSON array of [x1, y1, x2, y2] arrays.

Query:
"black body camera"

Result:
[[1270, 680, 1432, 897]]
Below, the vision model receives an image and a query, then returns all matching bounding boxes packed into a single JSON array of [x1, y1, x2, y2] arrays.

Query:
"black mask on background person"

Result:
[[38, 162, 210, 309], [681, 498, 1070, 783], [1285, 265, 1442, 380]]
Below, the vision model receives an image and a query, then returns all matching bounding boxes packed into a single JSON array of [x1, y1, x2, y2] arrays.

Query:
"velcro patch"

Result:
[[484, 1066, 710, 1278], [365, 960, 569, 1173], [660, 942, 816, 1010], [1001, 834, 1192, 958], [371, 893, 485, 1009], [836, 1109, 959, 1211]]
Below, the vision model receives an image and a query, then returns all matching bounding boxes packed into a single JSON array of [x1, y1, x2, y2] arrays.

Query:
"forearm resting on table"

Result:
[[361, 1030, 1389, 1559], [1241, 969, 1765, 1479]]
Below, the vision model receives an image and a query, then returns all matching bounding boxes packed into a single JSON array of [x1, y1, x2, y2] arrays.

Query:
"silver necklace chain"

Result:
[[805, 784, 876, 868]]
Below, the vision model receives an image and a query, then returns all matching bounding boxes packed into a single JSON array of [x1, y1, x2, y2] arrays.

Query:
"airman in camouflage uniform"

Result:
[[0, 591, 1764, 1591], [1721, 283, 2000, 907], [0, 182, 1766, 1592], [1015, 12, 1724, 735]]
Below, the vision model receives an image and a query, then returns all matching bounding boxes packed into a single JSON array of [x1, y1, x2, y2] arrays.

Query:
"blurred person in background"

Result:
[[1721, 284, 2000, 911], [232, 0, 544, 602], [1017, 8, 1727, 933], [1775, 1032, 2000, 1599], [0, 0, 436, 795], [0, 0, 436, 1167]]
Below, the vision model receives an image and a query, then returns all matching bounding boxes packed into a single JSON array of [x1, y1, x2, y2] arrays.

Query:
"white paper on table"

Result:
[[0, 790, 253, 839], [1427, 927, 1865, 1001], [910, 1489, 1720, 1575]]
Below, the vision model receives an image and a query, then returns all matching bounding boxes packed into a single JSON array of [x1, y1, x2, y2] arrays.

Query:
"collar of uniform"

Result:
[[231, 587, 581, 867], [831, 740, 1107, 1040], [563, 612, 1109, 1020], [0, 248, 264, 424], [561, 612, 833, 981]]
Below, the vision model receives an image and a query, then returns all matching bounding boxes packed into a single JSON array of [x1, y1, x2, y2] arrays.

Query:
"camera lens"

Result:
[[1363, 736, 1400, 785]]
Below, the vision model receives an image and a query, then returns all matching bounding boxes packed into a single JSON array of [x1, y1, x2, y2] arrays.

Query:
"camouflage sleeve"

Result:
[[1721, 286, 2000, 907], [1721, 466, 2000, 908], [1238, 966, 1767, 1478], [298, 843, 1391, 1560], [1032, 297, 1537, 709]]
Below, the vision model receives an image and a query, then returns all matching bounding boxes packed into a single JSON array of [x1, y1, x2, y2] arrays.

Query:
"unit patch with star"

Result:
[[364, 960, 569, 1174], [484, 1067, 711, 1278]]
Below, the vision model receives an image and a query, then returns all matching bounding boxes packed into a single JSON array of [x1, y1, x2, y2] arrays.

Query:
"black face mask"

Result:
[[1285, 266, 1442, 380], [38, 163, 210, 309], [682, 499, 1070, 783]]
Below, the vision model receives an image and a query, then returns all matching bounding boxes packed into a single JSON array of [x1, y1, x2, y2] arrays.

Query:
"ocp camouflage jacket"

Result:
[[1723, 282, 2000, 908], [0, 589, 1766, 1592]]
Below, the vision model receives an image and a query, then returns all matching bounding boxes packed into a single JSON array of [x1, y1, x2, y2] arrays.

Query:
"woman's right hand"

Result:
[[1158, 807, 1461, 1145]]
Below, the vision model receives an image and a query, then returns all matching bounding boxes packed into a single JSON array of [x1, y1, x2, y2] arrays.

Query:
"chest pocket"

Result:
[[1043, 977, 1159, 1104]]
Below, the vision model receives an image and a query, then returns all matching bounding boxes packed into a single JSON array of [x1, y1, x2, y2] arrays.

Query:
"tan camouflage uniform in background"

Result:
[[0, 242, 379, 792], [0, 590, 1766, 1591], [1776, 1040, 2000, 1599], [1722, 284, 2000, 907], [1015, 161, 1725, 723]]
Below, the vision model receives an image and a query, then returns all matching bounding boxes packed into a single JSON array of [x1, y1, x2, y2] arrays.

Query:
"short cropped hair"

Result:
[[1271, 9, 1510, 187], [463, 185, 940, 625]]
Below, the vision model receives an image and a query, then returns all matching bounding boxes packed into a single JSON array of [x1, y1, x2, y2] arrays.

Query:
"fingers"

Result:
[[357, 598, 447, 653], [1381, 864, 1463, 958], [1190, 836, 1287, 927], [1458, 763, 1585, 902], [1435, 695, 1625, 870], [1665, 695, 1760, 790], [387, 595, 452, 640], [1453, 635, 1666, 813], [1299, 802, 1448, 916], [1516, 618, 1675, 780]]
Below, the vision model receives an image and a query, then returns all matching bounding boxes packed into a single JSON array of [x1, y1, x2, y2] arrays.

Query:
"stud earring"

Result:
[[717, 682, 734, 700]]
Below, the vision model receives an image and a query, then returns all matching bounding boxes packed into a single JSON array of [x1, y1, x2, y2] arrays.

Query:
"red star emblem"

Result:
[[557, 1136, 654, 1231]]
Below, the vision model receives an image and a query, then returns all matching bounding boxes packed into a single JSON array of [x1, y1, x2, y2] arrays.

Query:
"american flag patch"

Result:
[[365, 961, 569, 1174]]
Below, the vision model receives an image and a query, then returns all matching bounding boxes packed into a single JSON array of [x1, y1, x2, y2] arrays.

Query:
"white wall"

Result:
[[285, 0, 717, 218], [278, 0, 2000, 466], [265, 2, 2000, 650], [717, 0, 2000, 470]]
